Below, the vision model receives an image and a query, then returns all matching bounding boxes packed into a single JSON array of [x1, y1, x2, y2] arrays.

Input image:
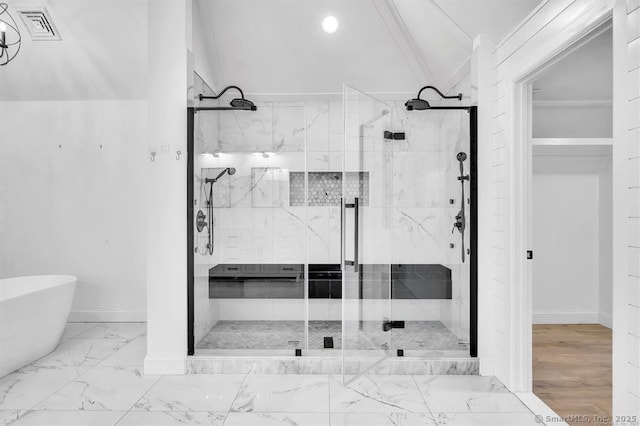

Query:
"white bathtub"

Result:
[[0, 275, 76, 378]]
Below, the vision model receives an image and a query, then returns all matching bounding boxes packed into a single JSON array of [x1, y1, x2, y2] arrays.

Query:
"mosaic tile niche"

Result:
[[289, 171, 370, 206]]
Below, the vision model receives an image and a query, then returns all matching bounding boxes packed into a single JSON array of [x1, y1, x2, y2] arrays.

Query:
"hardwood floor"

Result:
[[533, 324, 612, 425]]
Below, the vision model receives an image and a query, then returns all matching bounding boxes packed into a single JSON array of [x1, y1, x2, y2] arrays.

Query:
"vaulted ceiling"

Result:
[[0, 0, 543, 101], [195, 0, 543, 95]]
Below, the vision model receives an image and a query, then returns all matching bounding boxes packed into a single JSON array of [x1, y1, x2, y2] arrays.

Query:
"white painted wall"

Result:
[[0, 101, 147, 322], [471, 34, 497, 376], [144, 0, 190, 374], [489, 0, 637, 417], [624, 0, 640, 408], [532, 158, 608, 325], [532, 105, 613, 138]]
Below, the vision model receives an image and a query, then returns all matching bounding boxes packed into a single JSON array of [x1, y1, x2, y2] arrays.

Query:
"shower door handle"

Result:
[[343, 197, 359, 273]]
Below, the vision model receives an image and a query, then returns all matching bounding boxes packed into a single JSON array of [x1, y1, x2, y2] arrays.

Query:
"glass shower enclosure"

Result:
[[187, 77, 477, 376]]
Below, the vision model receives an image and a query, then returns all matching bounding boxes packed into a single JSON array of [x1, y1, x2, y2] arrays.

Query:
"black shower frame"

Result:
[[186, 105, 478, 358]]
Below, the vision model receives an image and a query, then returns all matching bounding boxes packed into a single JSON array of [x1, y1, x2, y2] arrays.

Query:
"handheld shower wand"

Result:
[[453, 152, 469, 262], [203, 167, 236, 255]]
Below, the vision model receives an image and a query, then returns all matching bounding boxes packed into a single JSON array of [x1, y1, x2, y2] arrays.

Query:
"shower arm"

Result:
[[416, 86, 462, 101], [199, 85, 246, 102]]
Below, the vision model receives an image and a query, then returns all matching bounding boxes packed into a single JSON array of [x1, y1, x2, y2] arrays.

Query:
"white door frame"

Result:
[[508, 3, 621, 392]]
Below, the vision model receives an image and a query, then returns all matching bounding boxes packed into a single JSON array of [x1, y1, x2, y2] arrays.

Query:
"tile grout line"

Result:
[[411, 374, 438, 424], [21, 332, 123, 413], [222, 364, 254, 425], [13, 363, 95, 418], [2, 323, 142, 423], [113, 371, 164, 425]]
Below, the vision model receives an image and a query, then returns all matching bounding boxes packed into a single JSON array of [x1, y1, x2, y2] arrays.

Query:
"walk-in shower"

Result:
[[187, 76, 477, 376]]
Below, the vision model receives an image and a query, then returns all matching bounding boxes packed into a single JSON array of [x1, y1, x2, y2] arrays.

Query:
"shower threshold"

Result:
[[186, 354, 478, 375]]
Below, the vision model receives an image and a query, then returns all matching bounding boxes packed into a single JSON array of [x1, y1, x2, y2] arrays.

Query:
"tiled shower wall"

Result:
[[192, 72, 471, 343], [195, 101, 467, 266]]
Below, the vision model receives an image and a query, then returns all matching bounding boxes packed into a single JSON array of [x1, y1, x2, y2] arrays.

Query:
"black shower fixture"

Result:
[[405, 86, 462, 111], [205, 167, 236, 184], [199, 85, 257, 111]]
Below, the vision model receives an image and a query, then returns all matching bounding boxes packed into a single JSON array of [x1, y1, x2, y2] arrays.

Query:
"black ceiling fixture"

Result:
[[0, 3, 21, 66], [405, 85, 462, 111], [198, 85, 257, 111]]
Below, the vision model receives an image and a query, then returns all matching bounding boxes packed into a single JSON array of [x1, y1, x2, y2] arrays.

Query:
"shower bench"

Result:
[[208, 263, 452, 299]]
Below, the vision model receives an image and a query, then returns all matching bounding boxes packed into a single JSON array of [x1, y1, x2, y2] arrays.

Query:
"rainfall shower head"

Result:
[[405, 98, 430, 111], [198, 85, 257, 111], [230, 98, 256, 110], [457, 152, 467, 162], [406, 85, 462, 111]]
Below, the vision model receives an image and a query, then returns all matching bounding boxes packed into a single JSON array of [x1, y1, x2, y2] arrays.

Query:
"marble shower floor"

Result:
[[196, 320, 469, 354], [0, 322, 545, 425]]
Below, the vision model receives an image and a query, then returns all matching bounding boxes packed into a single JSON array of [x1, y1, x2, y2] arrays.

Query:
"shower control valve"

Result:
[[452, 212, 465, 234], [452, 221, 463, 234]]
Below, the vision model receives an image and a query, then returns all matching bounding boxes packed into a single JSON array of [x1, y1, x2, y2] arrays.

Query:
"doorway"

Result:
[[528, 23, 613, 420]]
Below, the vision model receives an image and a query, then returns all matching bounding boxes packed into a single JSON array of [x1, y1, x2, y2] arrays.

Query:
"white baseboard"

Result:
[[532, 310, 599, 324], [68, 310, 147, 322], [144, 356, 186, 375], [599, 311, 613, 329], [515, 392, 569, 426]]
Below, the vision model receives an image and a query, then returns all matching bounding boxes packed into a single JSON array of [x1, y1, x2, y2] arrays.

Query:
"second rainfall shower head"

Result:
[[406, 85, 463, 111]]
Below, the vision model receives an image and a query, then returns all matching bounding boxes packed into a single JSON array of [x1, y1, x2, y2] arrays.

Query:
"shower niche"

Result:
[[289, 171, 370, 206], [188, 75, 477, 376]]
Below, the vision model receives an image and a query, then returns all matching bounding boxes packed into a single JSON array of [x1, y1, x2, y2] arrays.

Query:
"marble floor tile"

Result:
[[35, 367, 160, 411], [33, 339, 128, 367], [12, 410, 126, 425], [330, 375, 429, 413], [133, 374, 245, 412], [224, 412, 330, 426], [231, 375, 329, 413], [74, 323, 146, 342], [414, 376, 530, 413], [97, 336, 146, 367], [61, 323, 100, 340], [0, 366, 87, 410], [331, 412, 438, 425], [117, 411, 226, 425], [0, 410, 23, 425], [431, 412, 542, 425]]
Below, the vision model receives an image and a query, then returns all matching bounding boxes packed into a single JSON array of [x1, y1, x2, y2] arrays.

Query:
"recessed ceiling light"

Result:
[[322, 16, 338, 34]]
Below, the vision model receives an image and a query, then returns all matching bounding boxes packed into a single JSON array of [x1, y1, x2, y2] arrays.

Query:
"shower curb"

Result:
[[186, 356, 479, 375]]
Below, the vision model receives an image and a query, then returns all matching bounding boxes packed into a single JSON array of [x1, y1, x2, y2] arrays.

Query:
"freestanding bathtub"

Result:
[[0, 275, 76, 378]]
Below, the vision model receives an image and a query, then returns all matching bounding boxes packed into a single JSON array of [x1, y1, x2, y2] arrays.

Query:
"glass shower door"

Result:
[[342, 84, 393, 381]]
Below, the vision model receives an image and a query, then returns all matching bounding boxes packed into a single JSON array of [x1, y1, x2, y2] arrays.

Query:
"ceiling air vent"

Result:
[[17, 8, 61, 41]]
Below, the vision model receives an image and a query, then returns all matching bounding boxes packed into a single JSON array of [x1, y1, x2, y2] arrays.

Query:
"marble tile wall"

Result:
[[192, 87, 471, 341]]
